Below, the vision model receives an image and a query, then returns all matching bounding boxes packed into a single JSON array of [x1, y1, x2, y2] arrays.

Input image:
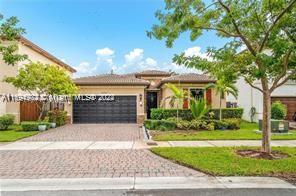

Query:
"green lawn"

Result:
[[151, 147, 296, 177], [0, 125, 38, 142], [151, 121, 296, 141]]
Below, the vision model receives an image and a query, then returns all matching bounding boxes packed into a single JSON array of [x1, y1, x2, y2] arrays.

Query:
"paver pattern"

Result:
[[0, 149, 204, 179], [21, 124, 141, 141]]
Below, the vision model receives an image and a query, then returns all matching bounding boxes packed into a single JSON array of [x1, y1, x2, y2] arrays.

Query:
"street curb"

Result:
[[1, 177, 294, 192]]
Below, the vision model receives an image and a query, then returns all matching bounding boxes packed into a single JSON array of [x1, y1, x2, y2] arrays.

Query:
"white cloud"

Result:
[[124, 48, 144, 63], [184, 46, 212, 61], [106, 58, 113, 65], [144, 57, 157, 67], [96, 47, 114, 56], [73, 61, 98, 77]]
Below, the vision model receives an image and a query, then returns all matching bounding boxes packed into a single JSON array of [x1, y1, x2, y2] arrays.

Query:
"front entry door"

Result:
[[147, 92, 158, 119]]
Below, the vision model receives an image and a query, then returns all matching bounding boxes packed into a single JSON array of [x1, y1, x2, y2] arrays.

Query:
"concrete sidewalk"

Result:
[[1, 140, 295, 150], [1, 177, 294, 192]]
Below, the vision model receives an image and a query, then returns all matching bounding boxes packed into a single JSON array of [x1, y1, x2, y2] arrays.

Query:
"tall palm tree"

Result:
[[161, 83, 188, 121], [205, 78, 238, 120]]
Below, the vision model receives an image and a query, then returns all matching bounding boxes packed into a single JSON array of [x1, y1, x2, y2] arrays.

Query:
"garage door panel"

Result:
[[73, 95, 137, 123]]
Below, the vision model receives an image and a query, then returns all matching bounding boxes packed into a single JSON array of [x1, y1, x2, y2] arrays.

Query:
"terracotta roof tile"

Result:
[[74, 74, 150, 86], [161, 73, 215, 83], [135, 70, 171, 77]]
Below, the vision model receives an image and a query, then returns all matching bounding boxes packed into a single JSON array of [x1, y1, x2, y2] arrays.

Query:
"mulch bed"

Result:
[[237, 149, 290, 160]]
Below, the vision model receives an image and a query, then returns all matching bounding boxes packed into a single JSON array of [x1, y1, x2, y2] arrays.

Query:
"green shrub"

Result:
[[144, 119, 176, 131], [21, 121, 39, 131], [205, 122, 215, 131], [150, 109, 193, 120], [208, 118, 241, 130], [223, 118, 241, 130], [21, 121, 51, 131], [176, 120, 192, 130], [210, 108, 244, 119], [47, 110, 67, 126], [0, 114, 15, 130], [151, 108, 243, 120], [271, 101, 287, 120], [210, 120, 229, 130]]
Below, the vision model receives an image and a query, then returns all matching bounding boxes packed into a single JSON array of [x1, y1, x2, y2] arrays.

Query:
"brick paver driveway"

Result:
[[22, 124, 142, 141], [1, 123, 206, 179], [0, 149, 204, 178]]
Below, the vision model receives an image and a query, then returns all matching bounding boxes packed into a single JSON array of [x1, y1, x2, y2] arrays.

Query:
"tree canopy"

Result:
[[5, 62, 78, 95], [148, 0, 296, 90], [0, 14, 27, 65]]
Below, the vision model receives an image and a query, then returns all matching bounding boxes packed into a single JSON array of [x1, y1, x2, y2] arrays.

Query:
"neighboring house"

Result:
[[0, 37, 76, 123], [72, 70, 225, 123], [227, 77, 296, 122]]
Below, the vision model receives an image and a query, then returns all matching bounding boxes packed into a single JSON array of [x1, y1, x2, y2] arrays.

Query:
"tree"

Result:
[[205, 77, 238, 120], [148, 0, 296, 154], [161, 83, 188, 121], [189, 98, 210, 120], [0, 14, 27, 65], [5, 62, 78, 119]]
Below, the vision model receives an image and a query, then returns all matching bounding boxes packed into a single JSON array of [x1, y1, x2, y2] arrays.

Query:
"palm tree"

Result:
[[161, 83, 188, 121], [205, 78, 238, 121]]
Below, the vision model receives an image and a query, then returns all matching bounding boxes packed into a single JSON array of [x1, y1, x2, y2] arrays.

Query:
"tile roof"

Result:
[[135, 70, 171, 77], [19, 36, 76, 73], [74, 74, 150, 86], [161, 73, 216, 83]]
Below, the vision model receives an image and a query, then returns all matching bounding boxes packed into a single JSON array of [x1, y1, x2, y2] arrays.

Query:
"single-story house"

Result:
[[0, 38, 225, 124], [227, 77, 296, 122], [71, 70, 225, 124], [0, 37, 76, 123]]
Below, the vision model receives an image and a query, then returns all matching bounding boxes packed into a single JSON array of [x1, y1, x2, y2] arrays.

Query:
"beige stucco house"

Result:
[[0, 38, 225, 124], [0, 37, 76, 123], [72, 70, 225, 124]]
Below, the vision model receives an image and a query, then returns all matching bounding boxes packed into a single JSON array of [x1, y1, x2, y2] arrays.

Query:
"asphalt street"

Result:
[[2, 188, 296, 196]]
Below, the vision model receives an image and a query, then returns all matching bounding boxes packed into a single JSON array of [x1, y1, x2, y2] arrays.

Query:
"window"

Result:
[[190, 88, 204, 100]]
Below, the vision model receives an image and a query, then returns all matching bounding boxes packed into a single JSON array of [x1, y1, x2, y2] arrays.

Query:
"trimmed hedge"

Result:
[[144, 120, 176, 131], [21, 121, 51, 131], [146, 117, 241, 131], [150, 108, 243, 120], [0, 114, 15, 130]]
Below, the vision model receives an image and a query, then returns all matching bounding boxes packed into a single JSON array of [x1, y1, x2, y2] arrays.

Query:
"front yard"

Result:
[[151, 121, 296, 141], [0, 125, 38, 142], [151, 147, 296, 183]]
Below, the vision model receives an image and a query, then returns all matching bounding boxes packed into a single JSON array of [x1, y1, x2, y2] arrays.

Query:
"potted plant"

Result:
[[38, 123, 47, 131], [45, 114, 56, 128]]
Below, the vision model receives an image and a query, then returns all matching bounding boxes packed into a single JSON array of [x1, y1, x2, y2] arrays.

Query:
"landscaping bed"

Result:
[[151, 121, 296, 141], [0, 110, 67, 142], [151, 146, 296, 185]]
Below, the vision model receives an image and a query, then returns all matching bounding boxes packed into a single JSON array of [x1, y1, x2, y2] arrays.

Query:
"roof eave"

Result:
[[19, 36, 77, 73], [75, 82, 150, 86]]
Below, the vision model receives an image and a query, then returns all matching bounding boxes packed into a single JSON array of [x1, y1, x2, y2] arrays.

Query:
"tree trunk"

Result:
[[177, 101, 179, 122], [219, 96, 222, 121], [38, 102, 47, 120], [262, 90, 272, 154]]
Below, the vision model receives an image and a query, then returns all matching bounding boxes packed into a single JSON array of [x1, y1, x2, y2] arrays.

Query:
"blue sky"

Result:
[[1, 0, 227, 77]]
